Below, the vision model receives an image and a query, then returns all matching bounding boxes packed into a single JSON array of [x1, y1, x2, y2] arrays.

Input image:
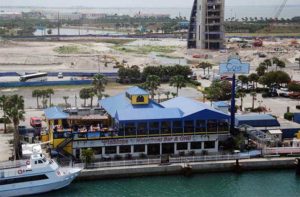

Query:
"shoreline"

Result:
[[77, 157, 297, 181]]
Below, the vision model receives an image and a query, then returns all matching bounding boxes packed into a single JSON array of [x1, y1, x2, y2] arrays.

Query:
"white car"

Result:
[[58, 72, 63, 79]]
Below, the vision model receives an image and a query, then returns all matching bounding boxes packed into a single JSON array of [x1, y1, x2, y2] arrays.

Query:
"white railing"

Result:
[[169, 154, 250, 164], [74, 154, 250, 169], [264, 147, 300, 155]]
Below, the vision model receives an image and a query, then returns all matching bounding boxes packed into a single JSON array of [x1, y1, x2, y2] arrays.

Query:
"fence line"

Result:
[[74, 154, 250, 169]]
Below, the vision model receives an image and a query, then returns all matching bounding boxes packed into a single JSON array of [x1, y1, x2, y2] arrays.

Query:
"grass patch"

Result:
[[112, 45, 176, 54], [54, 45, 81, 54], [156, 54, 184, 59], [97, 38, 136, 45]]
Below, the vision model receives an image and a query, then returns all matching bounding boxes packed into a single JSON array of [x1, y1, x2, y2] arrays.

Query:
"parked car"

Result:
[[289, 92, 300, 99], [30, 117, 42, 128], [279, 93, 290, 98]]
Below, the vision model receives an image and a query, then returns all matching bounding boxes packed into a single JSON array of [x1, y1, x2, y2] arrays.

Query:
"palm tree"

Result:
[[0, 95, 7, 133], [165, 91, 171, 100], [63, 96, 69, 107], [251, 92, 257, 109], [171, 92, 177, 98], [46, 88, 54, 106], [80, 88, 90, 107], [32, 89, 42, 109], [89, 91, 95, 108], [144, 75, 161, 99], [237, 92, 246, 111], [81, 148, 94, 169], [92, 74, 107, 100], [170, 75, 186, 96], [248, 73, 259, 89], [4, 95, 25, 160]]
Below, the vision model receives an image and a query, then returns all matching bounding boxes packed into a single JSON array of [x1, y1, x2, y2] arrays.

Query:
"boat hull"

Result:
[[0, 170, 80, 197]]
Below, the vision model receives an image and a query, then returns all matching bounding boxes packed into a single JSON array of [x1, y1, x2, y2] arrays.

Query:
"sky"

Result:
[[1, 0, 300, 8]]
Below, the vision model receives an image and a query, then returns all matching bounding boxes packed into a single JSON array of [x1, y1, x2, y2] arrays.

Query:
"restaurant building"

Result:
[[44, 87, 230, 159]]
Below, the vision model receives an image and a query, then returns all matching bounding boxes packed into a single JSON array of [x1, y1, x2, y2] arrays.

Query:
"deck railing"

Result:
[[74, 154, 250, 169]]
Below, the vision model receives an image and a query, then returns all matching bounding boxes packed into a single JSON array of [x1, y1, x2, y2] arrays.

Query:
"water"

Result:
[[38, 170, 300, 197], [1, 5, 300, 19]]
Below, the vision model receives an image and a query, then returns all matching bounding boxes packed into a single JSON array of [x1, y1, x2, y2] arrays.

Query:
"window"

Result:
[[149, 122, 159, 135], [105, 146, 117, 154], [38, 160, 43, 164], [184, 120, 194, 134], [137, 122, 148, 136], [0, 174, 48, 185], [136, 96, 145, 103], [218, 120, 229, 132], [191, 142, 202, 150], [134, 145, 145, 153], [173, 121, 183, 134], [204, 141, 215, 149], [177, 143, 188, 151], [161, 121, 171, 134], [207, 120, 218, 133], [120, 145, 131, 154], [93, 147, 102, 155], [125, 122, 136, 137], [196, 120, 206, 133]]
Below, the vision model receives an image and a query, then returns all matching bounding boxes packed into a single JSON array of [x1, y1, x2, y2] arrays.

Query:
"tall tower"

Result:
[[188, 0, 225, 50]]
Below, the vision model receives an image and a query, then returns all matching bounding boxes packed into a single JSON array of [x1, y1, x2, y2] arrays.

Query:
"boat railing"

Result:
[[0, 160, 28, 171]]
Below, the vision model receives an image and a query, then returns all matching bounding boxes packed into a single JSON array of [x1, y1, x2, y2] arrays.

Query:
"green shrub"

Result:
[[284, 112, 294, 121]]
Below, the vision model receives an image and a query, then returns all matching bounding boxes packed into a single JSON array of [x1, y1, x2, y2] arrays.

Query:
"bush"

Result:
[[0, 117, 11, 124], [189, 80, 201, 87], [179, 151, 185, 157], [284, 112, 294, 121], [188, 151, 195, 156], [256, 88, 269, 93]]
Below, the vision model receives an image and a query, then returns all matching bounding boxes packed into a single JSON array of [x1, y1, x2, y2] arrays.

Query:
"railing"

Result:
[[74, 154, 250, 169], [264, 147, 300, 155], [0, 160, 27, 170]]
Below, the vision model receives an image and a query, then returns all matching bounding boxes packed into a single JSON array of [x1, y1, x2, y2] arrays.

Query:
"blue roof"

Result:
[[126, 86, 149, 95], [235, 114, 280, 127], [116, 108, 183, 122], [100, 91, 162, 118], [161, 97, 229, 118], [44, 107, 69, 120], [213, 101, 229, 108]]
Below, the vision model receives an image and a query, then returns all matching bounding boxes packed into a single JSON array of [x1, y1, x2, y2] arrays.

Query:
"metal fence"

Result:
[[74, 154, 250, 169], [264, 147, 300, 155]]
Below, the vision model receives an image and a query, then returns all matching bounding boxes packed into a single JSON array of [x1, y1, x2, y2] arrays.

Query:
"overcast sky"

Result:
[[1, 0, 300, 7]]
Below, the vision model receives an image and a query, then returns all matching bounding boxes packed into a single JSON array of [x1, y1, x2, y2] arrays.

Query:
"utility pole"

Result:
[[296, 58, 300, 70], [57, 12, 60, 40], [97, 55, 100, 74]]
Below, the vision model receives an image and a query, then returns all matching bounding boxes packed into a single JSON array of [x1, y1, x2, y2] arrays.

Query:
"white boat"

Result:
[[0, 152, 81, 197]]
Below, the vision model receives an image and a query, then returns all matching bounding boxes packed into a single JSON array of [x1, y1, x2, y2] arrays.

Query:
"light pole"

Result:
[[258, 100, 263, 114]]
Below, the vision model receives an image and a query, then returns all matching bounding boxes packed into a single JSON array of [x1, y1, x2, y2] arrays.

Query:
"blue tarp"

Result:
[[44, 107, 69, 120]]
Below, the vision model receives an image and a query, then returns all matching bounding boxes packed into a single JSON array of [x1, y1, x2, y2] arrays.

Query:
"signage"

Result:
[[219, 57, 250, 75], [73, 135, 221, 148]]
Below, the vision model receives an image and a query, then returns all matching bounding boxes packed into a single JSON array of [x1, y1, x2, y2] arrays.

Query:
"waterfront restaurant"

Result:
[[44, 86, 230, 159]]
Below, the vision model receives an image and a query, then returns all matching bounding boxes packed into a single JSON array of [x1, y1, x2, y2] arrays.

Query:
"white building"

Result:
[[188, 0, 225, 49]]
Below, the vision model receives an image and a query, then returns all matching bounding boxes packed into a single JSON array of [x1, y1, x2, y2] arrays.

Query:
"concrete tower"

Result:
[[188, 0, 225, 50]]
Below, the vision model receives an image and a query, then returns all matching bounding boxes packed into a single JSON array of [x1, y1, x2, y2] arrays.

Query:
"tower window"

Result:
[[136, 96, 145, 103]]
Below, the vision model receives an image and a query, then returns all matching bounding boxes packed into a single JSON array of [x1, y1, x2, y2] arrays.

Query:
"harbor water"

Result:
[[39, 170, 300, 197]]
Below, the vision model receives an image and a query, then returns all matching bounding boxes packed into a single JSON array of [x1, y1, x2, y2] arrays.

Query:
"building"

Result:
[[188, 0, 225, 49], [0, 11, 22, 19], [43, 87, 230, 159]]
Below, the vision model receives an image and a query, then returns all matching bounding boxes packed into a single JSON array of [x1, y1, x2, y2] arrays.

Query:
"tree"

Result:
[[32, 89, 42, 109], [171, 92, 177, 98], [263, 59, 272, 72], [165, 91, 171, 100], [272, 57, 286, 70], [237, 91, 246, 111], [144, 75, 161, 99], [81, 148, 94, 169], [4, 95, 25, 160], [89, 90, 95, 108], [92, 74, 107, 100], [259, 71, 291, 87], [256, 64, 267, 77], [250, 92, 257, 109], [63, 96, 69, 107], [79, 88, 91, 107], [205, 80, 232, 101], [170, 75, 186, 96], [238, 75, 249, 89], [197, 62, 213, 75], [0, 95, 8, 133], [46, 88, 54, 106], [248, 73, 259, 89], [288, 82, 300, 92]]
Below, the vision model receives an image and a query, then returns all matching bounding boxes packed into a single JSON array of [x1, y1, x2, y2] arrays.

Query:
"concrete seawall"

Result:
[[77, 157, 296, 180]]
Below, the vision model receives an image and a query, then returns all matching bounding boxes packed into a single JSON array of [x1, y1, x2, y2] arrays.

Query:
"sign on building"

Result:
[[219, 56, 250, 75]]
